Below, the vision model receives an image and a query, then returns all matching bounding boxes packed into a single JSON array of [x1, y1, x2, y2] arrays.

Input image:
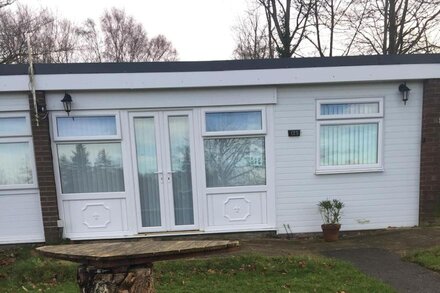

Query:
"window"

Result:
[[206, 111, 262, 132], [0, 117, 28, 136], [316, 98, 383, 174], [54, 113, 125, 194], [203, 109, 266, 188], [57, 116, 117, 138], [53, 114, 120, 141], [0, 113, 35, 188], [57, 143, 124, 193]]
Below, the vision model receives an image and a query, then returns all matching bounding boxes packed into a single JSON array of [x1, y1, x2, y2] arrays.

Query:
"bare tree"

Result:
[[353, 0, 440, 54], [306, 0, 367, 56], [258, 0, 314, 58], [232, 6, 272, 59], [80, 8, 178, 62], [0, 0, 14, 9], [0, 5, 79, 64], [76, 19, 103, 62], [145, 35, 178, 61]]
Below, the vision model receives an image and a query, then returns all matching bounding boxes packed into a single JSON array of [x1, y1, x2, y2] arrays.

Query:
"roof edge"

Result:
[[0, 54, 439, 76]]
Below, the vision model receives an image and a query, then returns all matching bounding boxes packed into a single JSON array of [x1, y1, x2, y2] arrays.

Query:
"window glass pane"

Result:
[[206, 111, 262, 132], [320, 123, 378, 166], [320, 103, 379, 116], [134, 117, 161, 227], [57, 143, 124, 193], [0, 117, 27, 136], [57, 116, 117, 137], [204, 137, 266, 187], [0, 142, 33, 185], [168, 115, 194, 226]]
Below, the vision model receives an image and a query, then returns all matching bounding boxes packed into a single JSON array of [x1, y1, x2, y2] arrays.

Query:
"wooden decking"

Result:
[[36, 240, 239, 268]]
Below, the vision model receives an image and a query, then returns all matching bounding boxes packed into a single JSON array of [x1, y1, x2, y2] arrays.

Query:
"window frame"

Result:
[[51, 111, 121, 142], [202, 106, 266, 137], [51, 110, 126, 196], [316, 98, 384, 175], [316, 97, 384, 120], [0, 112, 32, 137], [201, 106, 268, 191], [0, 112, 37, 190]]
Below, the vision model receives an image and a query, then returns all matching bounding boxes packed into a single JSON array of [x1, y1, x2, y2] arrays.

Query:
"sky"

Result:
[[18, 0, 249, 61]]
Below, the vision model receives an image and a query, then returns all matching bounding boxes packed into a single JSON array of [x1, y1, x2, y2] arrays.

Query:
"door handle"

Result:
[[166, 171, 176, 182], [154, 171, 163, 183]]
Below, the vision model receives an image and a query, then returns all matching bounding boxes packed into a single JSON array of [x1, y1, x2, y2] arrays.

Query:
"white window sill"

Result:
[[315, 167, 384, 175]]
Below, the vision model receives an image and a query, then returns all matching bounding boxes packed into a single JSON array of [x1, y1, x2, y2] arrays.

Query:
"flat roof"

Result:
[[1, 54, 440, 76]]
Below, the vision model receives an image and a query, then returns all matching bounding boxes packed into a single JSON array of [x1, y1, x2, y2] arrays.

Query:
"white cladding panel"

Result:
[[0, 191, 45, 244], [274, 82, 422, 233], [62, 199, 130, 238], [44, 87, 276, 111]]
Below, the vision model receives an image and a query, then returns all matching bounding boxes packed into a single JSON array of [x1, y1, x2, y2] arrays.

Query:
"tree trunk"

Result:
[[77, 264, 155, 293]]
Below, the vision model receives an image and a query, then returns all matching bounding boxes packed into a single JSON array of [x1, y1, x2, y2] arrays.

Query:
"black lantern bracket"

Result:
[[61, 92, 73, 116], [398, 82, 411, 105]]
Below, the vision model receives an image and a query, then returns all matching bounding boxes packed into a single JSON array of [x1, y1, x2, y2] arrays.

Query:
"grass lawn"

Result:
[[404, 245, 440, 272], [0, 246, 394, 293]]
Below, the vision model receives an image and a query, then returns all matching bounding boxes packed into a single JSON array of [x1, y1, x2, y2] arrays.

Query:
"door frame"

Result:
[[128, 110, 199, 233]]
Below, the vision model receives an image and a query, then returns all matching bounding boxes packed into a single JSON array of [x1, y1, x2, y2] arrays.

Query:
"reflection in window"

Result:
[[0, 117, 27, 136], [320, 103, 379, 116], [206, 111, 262, 132], [320, 123, 378, 166], [57, 116, 117, 137], [0, 142, 33, 185], [168, 116, 194, 225], [204, 137, 266, 187], [57, 143, 124, 193]]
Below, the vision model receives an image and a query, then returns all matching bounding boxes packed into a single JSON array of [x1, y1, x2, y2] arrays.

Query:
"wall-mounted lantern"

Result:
[[399, 83, 411, 105], [61, 92, 72, 115]]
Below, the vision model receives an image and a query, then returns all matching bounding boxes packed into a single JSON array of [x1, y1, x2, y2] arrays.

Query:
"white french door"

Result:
[[129, 110, 198, 232]]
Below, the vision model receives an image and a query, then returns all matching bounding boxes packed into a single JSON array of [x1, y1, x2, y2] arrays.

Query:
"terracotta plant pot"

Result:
[[321, 224, 341, 242]]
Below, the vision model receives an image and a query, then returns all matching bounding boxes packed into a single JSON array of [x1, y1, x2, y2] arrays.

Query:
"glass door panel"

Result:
[[168, 115, 195, 226], [133, 117, 162, 227]]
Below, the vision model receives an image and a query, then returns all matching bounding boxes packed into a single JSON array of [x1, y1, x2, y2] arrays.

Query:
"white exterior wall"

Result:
[[274, 81, 423, 233], [0, 93, 45, 244]]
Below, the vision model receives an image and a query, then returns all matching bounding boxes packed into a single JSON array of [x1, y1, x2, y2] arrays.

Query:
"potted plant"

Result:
[[318, 199, 344, 242]]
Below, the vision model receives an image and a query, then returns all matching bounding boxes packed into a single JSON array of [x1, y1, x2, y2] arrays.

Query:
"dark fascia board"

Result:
[[1, 54, 440, 76]]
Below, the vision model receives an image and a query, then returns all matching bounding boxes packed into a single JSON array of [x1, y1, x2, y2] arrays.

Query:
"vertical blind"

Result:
[[168, 116, 194, 226], [204, 137, 266, 187], [134, 117, 162, 227], [320, 123, 378, 166], [320, 102, 379, 116], [0, 117, 28, 136], [57, 116, 117, 137], [57, 143, 124, 193], [0, 142, 33, 185], [205, 111, 262, 132]]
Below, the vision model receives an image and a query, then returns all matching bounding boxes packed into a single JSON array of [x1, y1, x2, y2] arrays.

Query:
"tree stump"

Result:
[[77, 264, 155, 293]]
